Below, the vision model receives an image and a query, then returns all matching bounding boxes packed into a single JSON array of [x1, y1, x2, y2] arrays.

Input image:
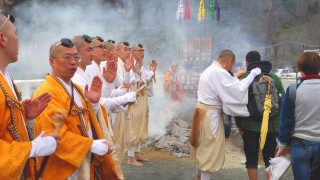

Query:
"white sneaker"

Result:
[[266, 156, 291, 180]]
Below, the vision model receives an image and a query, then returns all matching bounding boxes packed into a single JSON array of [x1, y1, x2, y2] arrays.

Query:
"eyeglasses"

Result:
[[0, 12, 15, 31], [108, 39, 115, 44], [54, 55, 82, 62], [94, 44, 106, 49], [133, 49, 145, 52], [50, 38, 74, 55], [93, 36, 104, 43], [82, 34, 92, 43]]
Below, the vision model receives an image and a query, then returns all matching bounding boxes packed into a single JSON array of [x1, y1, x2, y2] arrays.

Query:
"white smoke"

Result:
[[7, 0, 267, 137]]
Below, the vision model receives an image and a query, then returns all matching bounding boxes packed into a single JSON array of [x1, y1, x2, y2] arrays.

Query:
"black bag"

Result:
[[247, 74, 281, 121]]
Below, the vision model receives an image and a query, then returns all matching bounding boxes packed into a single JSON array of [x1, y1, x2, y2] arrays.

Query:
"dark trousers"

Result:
[[243, 130, 277, 169], [224, 115, 232, 139]]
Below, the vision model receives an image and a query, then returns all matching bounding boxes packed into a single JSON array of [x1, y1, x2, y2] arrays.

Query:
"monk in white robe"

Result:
[[72, 35, 123, 179], [190, 50, 261, 180], [81, 37, 135, 180], [126, 43, 157, 167]]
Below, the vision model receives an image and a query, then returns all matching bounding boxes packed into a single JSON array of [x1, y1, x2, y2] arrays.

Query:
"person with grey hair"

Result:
[[33, 38, 115, 179], [126, 43, 157, 167], [190, 50, 261, 180], [0, 11, 59, 180]]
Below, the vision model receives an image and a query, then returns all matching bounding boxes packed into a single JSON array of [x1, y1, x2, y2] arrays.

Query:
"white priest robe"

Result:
[[192, 61, 252, 173]]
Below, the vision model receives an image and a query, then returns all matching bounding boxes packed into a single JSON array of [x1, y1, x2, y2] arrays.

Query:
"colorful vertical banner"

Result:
[[208, 0, 215, 20], [215, 0, 221, 21], [176, 0, 184, 20], [184, 0, 191, 21], [208, 0, 221, 21], [198, 0, 205, 21]]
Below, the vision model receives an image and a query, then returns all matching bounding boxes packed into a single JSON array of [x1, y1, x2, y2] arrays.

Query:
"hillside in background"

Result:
[[221, 0, 320, 68]]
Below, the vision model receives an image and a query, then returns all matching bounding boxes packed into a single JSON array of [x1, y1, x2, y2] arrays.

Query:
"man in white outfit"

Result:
[[190, 50, 261, 180], [126, 43, 157, 167], [83, 37, 136, 179]]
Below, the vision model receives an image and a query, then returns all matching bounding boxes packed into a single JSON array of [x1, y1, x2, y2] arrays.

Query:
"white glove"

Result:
[[245, 67, 262, 86], [249, 67, 261, 76], [125, 91, 137, 103], [112, 87, 127, 97], [29, 131, 57, 158], [91, 139, 108, 156], [110, 105, 126, 113]]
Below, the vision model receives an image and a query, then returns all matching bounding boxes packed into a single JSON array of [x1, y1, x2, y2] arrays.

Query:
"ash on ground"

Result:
[[144, 119, 191, 157], [144, 118, 243, 158]]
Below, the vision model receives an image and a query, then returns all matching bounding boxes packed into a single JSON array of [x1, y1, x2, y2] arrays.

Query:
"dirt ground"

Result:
[[122, 139, 294, 180]]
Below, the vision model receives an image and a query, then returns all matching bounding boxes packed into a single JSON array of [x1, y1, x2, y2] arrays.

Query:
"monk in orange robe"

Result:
[[33, 38, 118, 180], [163, 63, 184, 102], [0, 12, 59, 180]]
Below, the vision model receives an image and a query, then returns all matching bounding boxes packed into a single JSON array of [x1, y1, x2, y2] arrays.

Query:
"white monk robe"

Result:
[[85, 61, 135, 114], [74, 66, 131, 180], [86, 60, 135, 164], [72, 67, 116, 137], [193, 61, 253, 173], [127, 65, 154, 156], [111, 57, 136, 161]]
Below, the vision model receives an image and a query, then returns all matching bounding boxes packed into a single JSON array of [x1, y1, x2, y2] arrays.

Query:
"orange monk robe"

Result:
[[0, 75, 34, 180], [163, 70, 184, 102], [33, 75, 117, 180]]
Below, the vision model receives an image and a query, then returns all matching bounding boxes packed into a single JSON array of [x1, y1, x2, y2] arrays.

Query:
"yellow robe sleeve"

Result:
[[0, 140, 31, 180], [0, 75, 34, 180], [33, 76, 93, 179]]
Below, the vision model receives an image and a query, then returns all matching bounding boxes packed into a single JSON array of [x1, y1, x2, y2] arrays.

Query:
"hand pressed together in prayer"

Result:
[[150, 59, 157, 72], [23, 93, 51, 119], [84, 76, 102, 103], [103, 59, 117, 83], [124, 56, 134, 72], [139, 80, 145, 86], [132, 60, 143, 74], [108, 51, 116, 63]]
